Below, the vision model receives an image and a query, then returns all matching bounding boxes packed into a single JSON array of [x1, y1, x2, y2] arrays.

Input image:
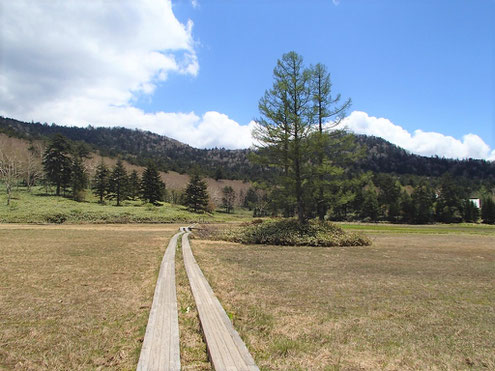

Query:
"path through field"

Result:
[[138, 227, 258, 370]]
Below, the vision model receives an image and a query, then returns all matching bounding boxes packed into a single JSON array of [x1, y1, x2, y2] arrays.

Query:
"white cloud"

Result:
[[338, 111, 495, 161], [0, 0, 198, 121], [191, 0, 200, 9]]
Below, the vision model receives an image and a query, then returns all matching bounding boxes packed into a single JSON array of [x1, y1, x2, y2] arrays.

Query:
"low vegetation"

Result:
[[192, 225, 495, 370], [218, 218, 371, 247]]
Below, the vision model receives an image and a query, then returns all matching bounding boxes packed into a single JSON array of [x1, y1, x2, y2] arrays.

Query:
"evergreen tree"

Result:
[[107, 159, 128, 206], [42, 134, 72, 196], [481, 197, 495, 224], [141, 163, 165, 205], [375, 174, 401, 221], [360, 186, 380, 221], [399, 191, 415, 223], [214, 167, 224, 181], [243, 187, 259, 210], [128, 170, 141, 201], [71, 156, 88, 201], [92, 161, 109, 203], [184, 174, 209, 213], [411, 181, 435, 224], [435, 173, 464, 223], [221, 186, 236, 213], [462, 199, 480, 223]]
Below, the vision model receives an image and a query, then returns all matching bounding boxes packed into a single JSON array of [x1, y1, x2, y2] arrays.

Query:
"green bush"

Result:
[[222, 218, 371, 247]]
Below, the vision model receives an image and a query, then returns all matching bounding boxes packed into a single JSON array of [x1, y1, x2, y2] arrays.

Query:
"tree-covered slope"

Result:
[[1, 116, 494, 182]]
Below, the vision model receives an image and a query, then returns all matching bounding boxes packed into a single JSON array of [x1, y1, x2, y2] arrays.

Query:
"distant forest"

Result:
[[1, 116, 494, 185]]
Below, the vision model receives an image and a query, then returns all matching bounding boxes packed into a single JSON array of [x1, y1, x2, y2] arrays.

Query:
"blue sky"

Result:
[[1, 0, 494, 159]]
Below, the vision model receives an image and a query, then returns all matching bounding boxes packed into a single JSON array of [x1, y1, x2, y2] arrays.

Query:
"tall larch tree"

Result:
[[253, 51, 313, 224], [310, 63, 351, 221]]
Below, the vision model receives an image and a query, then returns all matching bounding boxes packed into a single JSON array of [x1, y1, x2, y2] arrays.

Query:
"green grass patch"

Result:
[[220, 218, 371, 247], [338, 222, 495, 235], [0, 186, 252, 224]]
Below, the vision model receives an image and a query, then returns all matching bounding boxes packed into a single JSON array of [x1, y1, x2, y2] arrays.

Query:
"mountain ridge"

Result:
[[1, 116, 494, 183]]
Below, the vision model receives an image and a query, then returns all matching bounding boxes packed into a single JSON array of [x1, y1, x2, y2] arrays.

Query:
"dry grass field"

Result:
[[191, 228, 495, 370], [0, 224, 178, 370]]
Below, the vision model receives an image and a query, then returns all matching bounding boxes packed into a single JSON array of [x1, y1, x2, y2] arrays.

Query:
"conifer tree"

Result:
[[184, 174, 209, 213], [310, 63, 351, 221], [128, 170, 141, 201], [107, 159, 128, 206], [253, 51, 313, 223], [411, 181, 435, 224], [140, 163, 165, 205], [92, 161, 109, 203], [42, 134, 72, 196], [71, 156, 88, 201], [481, 197, 495, 224]]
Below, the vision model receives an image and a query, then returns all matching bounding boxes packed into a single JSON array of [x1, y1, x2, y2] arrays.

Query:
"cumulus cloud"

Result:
[[338, 111, 495, 161], [0, 0, 257, 149], [0, 2, 197, 122]]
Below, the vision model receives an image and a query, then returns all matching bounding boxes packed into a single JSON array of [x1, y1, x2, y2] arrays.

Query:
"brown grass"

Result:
[[191, 232, 495, 370], [0, 224, 179, 370]]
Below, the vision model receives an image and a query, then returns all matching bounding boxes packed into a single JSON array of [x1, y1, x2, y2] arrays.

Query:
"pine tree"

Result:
[[107, 159, 128, 206], [128, 170, 141, 201], [243, 187, 258, 210], [462, 199, 480, 223], [71, 156, 88, 201], [92, 161, 109, 203], [481, 197, 495, 224], [184, 174, 209, 213], [42, 134, 72, 196], [221, 186, 236, 213], [411, 181, 435, 224], [360, 187, 380, 221], [141, 163, 165, 205]]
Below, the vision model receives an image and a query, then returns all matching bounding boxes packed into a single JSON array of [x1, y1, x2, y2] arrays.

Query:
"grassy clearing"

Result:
[[0, 224, 178, 370], [338, 222, 495, 235], [0, 186, 252, 224], [190, 228, 495, 370], [175, 238, 211, 370]]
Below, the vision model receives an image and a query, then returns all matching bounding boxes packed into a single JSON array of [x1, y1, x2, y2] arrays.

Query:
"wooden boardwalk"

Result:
[[137, 230, 182, 371], [181, 228, 259, 371]]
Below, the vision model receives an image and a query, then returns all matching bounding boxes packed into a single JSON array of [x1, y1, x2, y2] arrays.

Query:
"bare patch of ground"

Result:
[[191, 231, 495, 370]]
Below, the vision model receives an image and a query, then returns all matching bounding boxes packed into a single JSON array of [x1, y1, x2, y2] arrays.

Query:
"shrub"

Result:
[[45, 213, 67, 224], [221, 218, 371, 247]]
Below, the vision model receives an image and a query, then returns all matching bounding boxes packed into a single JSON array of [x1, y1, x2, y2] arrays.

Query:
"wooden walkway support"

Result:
[[181, 228, 259, 371], [137, 230, 182, 371]]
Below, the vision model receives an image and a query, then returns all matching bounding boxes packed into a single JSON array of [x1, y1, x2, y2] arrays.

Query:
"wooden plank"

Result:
[[182, 229, 259, 371], [137, 230, 182, 371]]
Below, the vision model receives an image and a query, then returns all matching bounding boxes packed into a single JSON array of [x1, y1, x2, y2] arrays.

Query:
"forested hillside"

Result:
[[1, 116, 494, 184]]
